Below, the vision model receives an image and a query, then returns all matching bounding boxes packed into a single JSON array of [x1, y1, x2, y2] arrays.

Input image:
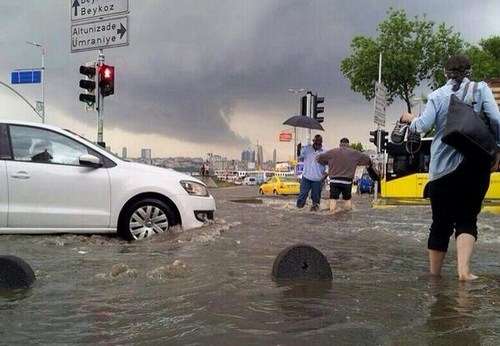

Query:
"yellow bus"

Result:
[[380, 137, 500, 202]]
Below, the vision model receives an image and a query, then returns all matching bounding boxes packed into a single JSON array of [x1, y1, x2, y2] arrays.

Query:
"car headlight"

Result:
[[180, 180, 209, 196]]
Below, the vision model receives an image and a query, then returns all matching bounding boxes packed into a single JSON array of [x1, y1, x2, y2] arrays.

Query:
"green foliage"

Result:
[[349, 142, 365, 152], [466, 36, 500, 81], [341, 8, 464, 113]]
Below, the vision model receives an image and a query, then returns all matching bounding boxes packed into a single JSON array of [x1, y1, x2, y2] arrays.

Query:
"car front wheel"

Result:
[[259, 188, 264, 195], [119, 198, 175, 241]]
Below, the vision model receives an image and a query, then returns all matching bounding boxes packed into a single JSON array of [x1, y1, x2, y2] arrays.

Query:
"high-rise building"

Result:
[[122, 147, 128, 159], [256, 145, 264, 167], [273, 149, 277, 164], [241, 149, 255, 162]]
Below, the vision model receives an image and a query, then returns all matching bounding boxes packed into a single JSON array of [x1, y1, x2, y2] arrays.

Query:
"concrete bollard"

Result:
[[0, 255, 36, 289], [272, 244, 332, 281]]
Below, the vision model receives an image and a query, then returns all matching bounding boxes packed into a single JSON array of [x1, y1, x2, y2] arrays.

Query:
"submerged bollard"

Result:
[[272, 244, 332, 281], [0, 255, 36, 289]]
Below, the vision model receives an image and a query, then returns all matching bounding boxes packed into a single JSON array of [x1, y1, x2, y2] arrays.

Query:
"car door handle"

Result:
[[11, 171, 31, 179]]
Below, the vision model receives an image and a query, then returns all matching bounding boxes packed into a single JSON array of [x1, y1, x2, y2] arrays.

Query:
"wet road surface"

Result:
[[0, 186, 498, 345]]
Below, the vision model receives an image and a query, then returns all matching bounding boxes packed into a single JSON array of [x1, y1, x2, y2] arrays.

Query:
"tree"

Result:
[[341, 8, 464, 113], [466, 36, 500, 81], [349, 142, 365, 152]]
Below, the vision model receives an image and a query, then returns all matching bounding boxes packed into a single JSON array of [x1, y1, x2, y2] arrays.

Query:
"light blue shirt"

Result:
[[299, 144, 327, 181], [409, 77, 500, 181]]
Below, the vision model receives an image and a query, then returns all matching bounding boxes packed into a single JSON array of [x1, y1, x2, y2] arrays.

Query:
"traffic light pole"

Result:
[[376, 127, 381, 154], [306, 92, 312, 143], [97, 50, 105, 147]]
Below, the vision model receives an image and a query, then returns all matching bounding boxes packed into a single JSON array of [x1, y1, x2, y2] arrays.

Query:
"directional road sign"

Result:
[[70, 0, 129, 22], [11, 70, 42, 84], [374, 82, 387, 127], [71, 16, 129, 53]]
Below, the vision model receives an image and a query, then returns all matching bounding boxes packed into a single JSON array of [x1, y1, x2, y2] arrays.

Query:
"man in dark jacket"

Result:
[[317, 137, 372, 212]]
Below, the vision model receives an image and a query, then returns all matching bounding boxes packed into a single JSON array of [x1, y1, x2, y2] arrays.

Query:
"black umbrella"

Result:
[[283, 115, 324, 131]]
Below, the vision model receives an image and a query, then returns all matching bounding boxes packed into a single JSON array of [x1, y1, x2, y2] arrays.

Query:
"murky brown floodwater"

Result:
[[1, 186, 499, 345]]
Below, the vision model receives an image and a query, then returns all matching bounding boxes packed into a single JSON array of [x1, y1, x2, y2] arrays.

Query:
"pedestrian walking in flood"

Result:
[[400, 55, 500, 281], [316, 137, 372, 213], [296, 134, 328, 212]]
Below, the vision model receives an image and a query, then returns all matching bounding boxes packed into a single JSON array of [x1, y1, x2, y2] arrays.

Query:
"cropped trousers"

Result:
[[428, 158, 490, 252]]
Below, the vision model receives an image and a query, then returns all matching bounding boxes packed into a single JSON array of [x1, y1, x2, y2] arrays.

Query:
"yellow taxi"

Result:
[[259, 176, 300, 195]]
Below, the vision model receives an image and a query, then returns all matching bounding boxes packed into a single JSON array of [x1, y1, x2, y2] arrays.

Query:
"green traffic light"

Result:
[[79, 93, 96, 106]]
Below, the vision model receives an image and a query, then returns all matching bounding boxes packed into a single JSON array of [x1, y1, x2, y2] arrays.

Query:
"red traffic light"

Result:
[[101, 65, 114, 80], [99, 64, 115, 97]]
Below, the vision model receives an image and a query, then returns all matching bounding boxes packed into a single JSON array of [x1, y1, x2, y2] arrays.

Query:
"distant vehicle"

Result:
[[259, 176, 300, 195], [357, 172, 374, 194], [294, 162, 304, 181], [0, 120, 215, 241], [242, 176, 257, 186], [381, 137, 499, 200]]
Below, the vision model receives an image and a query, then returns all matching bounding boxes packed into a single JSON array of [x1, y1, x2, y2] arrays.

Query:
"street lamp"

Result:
[[26, 41, 45, 123], [288, 88, 305, 108], [288, 88, 305, 94]]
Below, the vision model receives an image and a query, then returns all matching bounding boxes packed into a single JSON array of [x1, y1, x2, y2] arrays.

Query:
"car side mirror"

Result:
[[79, 154, 103, 168]]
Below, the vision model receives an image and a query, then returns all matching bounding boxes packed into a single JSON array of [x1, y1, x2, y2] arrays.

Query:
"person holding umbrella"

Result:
[[296, 134, 328, 211]]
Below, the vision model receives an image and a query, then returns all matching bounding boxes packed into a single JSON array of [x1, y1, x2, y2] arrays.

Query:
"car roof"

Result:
[[1, 119, 56, 127]]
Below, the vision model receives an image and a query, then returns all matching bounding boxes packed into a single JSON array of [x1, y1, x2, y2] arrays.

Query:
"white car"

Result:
[[242, 176, 257, 186], [0, 120, 216, 241]]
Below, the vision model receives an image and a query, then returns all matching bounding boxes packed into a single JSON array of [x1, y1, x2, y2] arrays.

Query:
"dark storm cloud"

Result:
[[2, 0, 498, 153], [102, 0, 369, 145]]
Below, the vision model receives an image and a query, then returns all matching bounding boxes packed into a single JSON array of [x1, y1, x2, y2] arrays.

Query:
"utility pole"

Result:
[[26, 41, 45, 123]]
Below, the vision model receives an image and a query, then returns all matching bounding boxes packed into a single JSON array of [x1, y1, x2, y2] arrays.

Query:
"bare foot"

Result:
[[458, 273, 478, 281]]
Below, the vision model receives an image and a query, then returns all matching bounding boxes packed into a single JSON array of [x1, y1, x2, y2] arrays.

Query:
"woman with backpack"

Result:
[[400, 55, 500, 281]]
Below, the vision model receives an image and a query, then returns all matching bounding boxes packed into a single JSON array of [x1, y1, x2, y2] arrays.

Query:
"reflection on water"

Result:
[[0, 188, 498, 345], [391, 276, 496, 346]]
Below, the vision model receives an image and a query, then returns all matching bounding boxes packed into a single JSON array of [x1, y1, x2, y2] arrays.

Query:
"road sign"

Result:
[[71, 16, 129, 52], [70, 0, 129, 22], [374, 82, 387, 127], [279, 131, 293, 142], [11, 70, 42, 84]]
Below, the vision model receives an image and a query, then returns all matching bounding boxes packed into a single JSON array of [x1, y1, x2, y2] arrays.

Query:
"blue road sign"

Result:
[[11, 70, 42, 84]]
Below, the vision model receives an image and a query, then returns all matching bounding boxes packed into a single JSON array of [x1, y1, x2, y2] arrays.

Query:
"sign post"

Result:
[[70, 0, 130, 146], [373, 82, 387, 127], [71, 0, 129, 22], [71, 16, 129, 53], [11, 70, 42, 84]]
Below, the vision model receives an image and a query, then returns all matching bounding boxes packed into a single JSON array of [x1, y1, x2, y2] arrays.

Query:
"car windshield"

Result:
[[280, 177, 297, 182], [64, 129, 124, 161]]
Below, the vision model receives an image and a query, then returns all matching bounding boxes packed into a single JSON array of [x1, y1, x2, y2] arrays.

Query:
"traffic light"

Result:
[[312, 94, 325, 123], [369, 130, 379, 148], [99, 64, 115, 97], [380, 130, 389, 151], [79, 63, 97, 106]]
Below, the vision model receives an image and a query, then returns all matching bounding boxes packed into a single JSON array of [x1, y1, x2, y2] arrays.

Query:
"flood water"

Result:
[[1, 186, 499, 345]]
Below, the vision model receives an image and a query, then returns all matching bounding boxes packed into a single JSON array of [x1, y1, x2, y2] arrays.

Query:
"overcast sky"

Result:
[[1, 0, 499, 161]]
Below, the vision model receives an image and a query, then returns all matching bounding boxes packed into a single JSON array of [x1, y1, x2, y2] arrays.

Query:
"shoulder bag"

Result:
[[442, 82, 498, 162]]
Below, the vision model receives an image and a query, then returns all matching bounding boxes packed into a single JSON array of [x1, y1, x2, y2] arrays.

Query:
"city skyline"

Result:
[[1, 1, 498, 161]]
